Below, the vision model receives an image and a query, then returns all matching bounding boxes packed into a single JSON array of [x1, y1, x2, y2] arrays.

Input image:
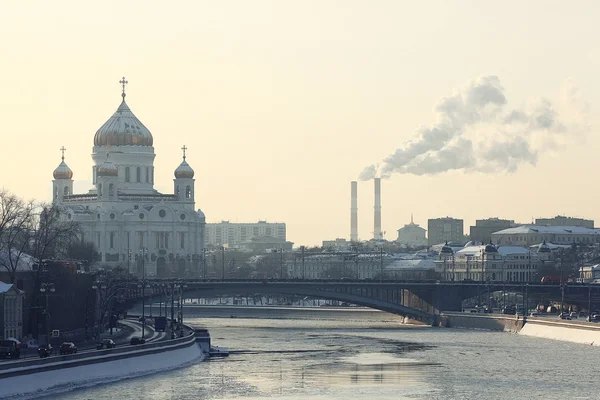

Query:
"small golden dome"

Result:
[[97, 155, 119, 177], [174, 159, 194, 179], [53, 160, 73, 180]]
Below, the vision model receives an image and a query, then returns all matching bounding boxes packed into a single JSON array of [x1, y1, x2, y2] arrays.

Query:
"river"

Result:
[[45, 310, 599, 400]]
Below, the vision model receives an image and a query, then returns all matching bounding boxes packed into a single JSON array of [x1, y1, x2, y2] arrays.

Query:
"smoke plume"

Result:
[[359, 76, 587, 179]]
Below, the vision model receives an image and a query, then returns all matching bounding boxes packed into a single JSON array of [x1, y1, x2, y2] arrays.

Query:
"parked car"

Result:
[[529, 312, 540, 317], [569, 312, 578, 319], [96, 339, 116, 350], [558, 313, 571, 320], [59, 342, 78, 355], [0, 338, 21, 359], [130, 337, 146, 345], [38, 344, 53, 358]]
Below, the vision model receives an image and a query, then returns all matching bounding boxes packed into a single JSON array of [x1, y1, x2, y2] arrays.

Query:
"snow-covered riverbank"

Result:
[[0, 341, 204, 399]]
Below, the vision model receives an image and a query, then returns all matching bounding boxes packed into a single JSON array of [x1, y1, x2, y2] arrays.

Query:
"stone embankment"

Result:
[[441, 312, 600, 346], [0, 329, 203, 399]]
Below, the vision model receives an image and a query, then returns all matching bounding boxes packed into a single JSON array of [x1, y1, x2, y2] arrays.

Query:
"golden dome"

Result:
[[53, 160, 73, 180], [174, 159, 194, 179], [93, 100, 153, 147], [97, 155, 119, 177]]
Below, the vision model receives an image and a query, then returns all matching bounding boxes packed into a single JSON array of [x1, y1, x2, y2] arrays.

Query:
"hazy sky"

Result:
[[1, 1, 599, 246]]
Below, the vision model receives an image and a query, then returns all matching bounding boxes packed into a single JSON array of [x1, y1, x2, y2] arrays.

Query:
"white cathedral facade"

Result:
[[52, 79, 206, 278]]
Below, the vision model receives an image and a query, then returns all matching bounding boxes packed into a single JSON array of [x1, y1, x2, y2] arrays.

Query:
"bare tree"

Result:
[[0, 189, 35, 283], [93, 266, 133, 337], [29, 203, 81, 263]]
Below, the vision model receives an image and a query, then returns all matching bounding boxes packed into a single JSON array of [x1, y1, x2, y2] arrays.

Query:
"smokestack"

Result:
[[374, 178, 382, 240], [351, 181, 358, 242]]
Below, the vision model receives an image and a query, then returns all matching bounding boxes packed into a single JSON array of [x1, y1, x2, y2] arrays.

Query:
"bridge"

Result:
[[122, 279, 600, 324]]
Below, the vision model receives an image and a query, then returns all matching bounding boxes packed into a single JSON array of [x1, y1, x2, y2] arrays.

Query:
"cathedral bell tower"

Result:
[[96, 154, 119, 201], [52, 146, 74, 203], [173, 145, 195, 203]]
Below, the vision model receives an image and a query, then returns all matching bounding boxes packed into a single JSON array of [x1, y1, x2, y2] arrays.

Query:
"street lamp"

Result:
[[39, 283, 55, 341], [127, 249, 132, 274], [139, 247, 148, 338], [91, 280, 107, 341]]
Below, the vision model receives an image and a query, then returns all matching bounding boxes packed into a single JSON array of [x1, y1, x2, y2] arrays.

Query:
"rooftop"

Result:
[[456, 245, 534, 257], [492, 225, 600, 235]]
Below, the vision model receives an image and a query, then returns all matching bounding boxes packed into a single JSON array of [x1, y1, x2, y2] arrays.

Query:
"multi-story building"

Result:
[[397, 216, 427, 248], [535, 216, 594, 229], [285, 252, 385, 280], [469, 218, 515, 244], [491, 226, 600, 247], [435, 242, 552, 282], [428, 217, 464, 246], [0, 282, 25, 340], [205, 221, 286, 247]]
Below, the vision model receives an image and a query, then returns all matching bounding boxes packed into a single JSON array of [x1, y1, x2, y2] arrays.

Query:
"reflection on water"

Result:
[[45, 315, 600, 400]]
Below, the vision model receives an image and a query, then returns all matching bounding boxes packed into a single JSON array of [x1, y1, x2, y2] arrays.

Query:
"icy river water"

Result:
[[46, 310, 600, 400]]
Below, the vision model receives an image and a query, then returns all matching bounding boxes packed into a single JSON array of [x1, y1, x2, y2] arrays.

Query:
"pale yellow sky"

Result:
[[0, 1, 598, 246]]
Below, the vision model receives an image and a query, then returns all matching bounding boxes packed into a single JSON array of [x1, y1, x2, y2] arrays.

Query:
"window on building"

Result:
[[136, 167, 141, 182], [98, 184, 102, 196], [186, 186, 191, 199], [145, 167, 149, 183], [180, 232, 185, 249], [54, 186, 58, 200], [110, 232, 115, 249], [63, 186, 70, 196], [125, 167, 130, 182], [109, 184, 114, 197]]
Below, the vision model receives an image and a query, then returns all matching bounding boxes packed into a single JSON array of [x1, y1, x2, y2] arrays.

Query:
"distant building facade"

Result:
[[397, 216, 427, 247], [322, 239, 352, 251], [0, 282, 25, 340], [428, 217, 464, 246], [205, 221, 286, 247], [435, 243, 550, 282], [535, 216, 594, 229], [469, 218, 515, 244], [491, 226, 600, 247]]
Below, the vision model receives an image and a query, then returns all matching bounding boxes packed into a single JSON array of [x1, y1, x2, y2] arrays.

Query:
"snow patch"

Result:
[[519, 322, 600, 346], [0, 343, 204, 399]]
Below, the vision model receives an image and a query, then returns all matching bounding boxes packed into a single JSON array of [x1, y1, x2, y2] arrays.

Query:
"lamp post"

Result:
[[39, 283, 55, 342], [127, 249, 132, 274], [588, 285, 593, 321], [221, 246, 225, 280], [91, 280, 107, 341], [279, 248, 284, 279], [139, 247, 148, 338]]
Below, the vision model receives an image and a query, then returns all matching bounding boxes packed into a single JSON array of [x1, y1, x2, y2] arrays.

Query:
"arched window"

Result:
[[151, 167, 154, 183], [185, 186, 192, 199], [54, 186, 58, 200], [145, 167, 149, 183], [136, 167, 141, 183], [98, 183, 102, 196], [109, 184, 114, 197], [63, 186, 70, 196], [125, 167, 130, 182], [110, 232, 115, 249]]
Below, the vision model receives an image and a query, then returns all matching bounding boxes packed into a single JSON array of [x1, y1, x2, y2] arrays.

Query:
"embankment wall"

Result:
[[0, 332, 203, 399], [440, 312, 524, 332]]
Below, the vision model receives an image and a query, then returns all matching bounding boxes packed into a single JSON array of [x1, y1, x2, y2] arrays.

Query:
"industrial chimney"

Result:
[[374, 178, 382, 240], [351, 181, 358, 242]]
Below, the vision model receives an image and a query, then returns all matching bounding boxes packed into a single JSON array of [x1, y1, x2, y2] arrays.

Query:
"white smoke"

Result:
[[359, 76, 587, 180]]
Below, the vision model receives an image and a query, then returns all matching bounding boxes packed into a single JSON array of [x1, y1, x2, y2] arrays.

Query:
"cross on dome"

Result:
[[119, 76, 128, 100], [181, 145, 187, 160], [60, 146, 67, 161]]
